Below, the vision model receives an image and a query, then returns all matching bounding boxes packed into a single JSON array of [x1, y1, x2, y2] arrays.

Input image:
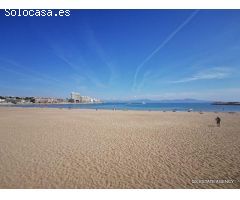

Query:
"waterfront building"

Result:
[[70, 92, 81, 103], [69, 92, 102, 103]]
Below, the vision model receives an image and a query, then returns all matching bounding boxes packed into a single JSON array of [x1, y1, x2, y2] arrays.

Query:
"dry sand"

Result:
[[0, 107, 240, 189]]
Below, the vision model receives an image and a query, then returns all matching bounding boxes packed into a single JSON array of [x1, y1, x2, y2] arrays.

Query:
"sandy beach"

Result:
[[0, 107, 240, 188]]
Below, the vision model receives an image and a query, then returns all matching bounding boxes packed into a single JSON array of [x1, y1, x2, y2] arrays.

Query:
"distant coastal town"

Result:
[[0, 92, 102, 105]]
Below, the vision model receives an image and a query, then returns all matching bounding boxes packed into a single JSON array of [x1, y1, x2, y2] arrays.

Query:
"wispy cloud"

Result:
[[135, 70, 153, 92], [84, 28, 118, 86], [0, 58, 65, 86], [132, 10, 199, 91], [45, 28, 114, 91], [126, 87, 240, 101], [171, 67, 232, 83], [51, 49, 108, 89]]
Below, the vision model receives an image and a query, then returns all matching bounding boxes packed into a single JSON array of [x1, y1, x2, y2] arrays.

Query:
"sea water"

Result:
[[11, 103, 240, 112]]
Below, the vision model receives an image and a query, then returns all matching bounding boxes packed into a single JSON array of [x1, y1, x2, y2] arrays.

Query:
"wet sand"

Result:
[[0, 107, 240, 188]]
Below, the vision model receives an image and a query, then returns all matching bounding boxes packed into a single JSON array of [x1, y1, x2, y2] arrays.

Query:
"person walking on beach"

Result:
[[215, 116, 221, 127]]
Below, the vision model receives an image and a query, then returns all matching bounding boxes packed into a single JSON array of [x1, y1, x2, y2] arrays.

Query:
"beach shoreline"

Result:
[[0, 107, 240, 188]]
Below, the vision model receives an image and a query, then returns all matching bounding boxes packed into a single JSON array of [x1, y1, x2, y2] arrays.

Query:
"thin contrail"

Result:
[[0, 58, 64, 85], [132, 10, 199, 91]]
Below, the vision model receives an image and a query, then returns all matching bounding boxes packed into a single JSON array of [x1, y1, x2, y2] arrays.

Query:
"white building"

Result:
[[69, 92, 102, 103], [34, 97, 57, 104], [80, 96, 90, 103], [70, 92, 81, 103]]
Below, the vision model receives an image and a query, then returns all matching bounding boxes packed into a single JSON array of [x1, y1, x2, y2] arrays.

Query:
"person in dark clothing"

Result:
[[215, 116, 221, 127]]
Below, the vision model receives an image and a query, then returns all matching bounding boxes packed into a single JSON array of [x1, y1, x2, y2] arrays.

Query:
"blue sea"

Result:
[[10, 103, 240, 112]]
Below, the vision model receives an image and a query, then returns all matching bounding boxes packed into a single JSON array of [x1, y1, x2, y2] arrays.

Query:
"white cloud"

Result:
[[171, 67, 232, 83]]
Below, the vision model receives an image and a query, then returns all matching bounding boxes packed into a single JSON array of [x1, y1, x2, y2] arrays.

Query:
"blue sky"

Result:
[[0, 10, 240, 101]]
